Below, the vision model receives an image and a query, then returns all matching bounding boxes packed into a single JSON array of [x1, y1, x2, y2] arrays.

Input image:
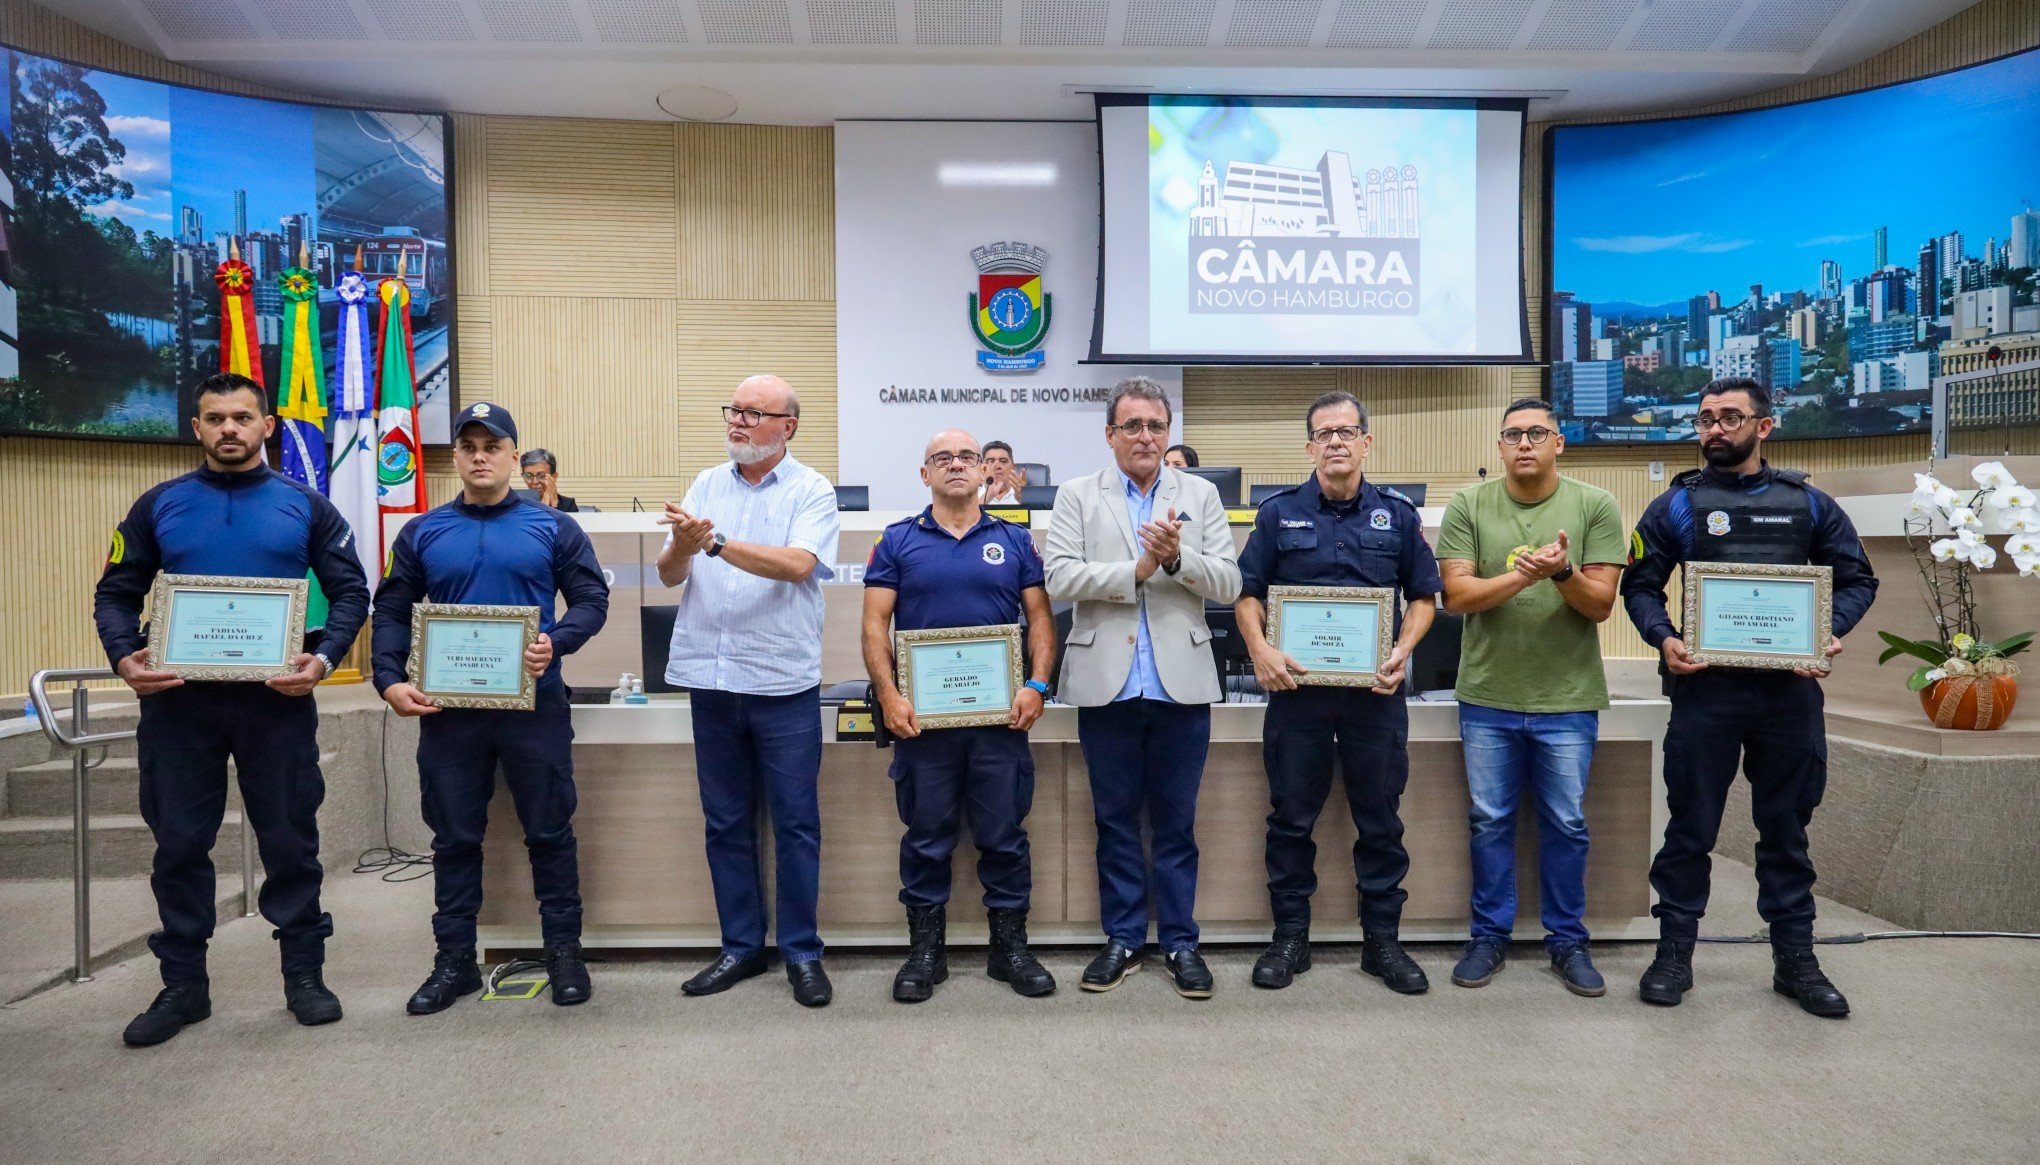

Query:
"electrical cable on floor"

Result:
[[487, 959, 548, 995], [354, 707, 434, 882], [1698, 930, 2040, 944]]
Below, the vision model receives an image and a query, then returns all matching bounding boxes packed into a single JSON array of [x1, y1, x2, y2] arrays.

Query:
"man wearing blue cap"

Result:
[[374, 401, 610, 1015]]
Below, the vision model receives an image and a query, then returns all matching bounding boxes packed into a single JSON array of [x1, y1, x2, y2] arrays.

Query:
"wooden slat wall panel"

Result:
[[676, 125, 834, 302], [483, 118, 679, 298], [674, 302, 839, 484], [489, 297, 679, 480]]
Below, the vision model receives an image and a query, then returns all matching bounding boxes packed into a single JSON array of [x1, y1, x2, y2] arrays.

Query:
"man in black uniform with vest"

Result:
[[1235, 391, 1440, 995], [94, 372, 370, 1046], [1622, 377, 1877, 1017]]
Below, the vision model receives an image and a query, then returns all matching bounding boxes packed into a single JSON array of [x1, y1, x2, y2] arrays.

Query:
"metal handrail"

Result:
[[26, 668, 255, 984]]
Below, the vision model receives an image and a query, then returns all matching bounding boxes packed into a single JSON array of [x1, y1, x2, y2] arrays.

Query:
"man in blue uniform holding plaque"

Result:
[[1624, 378, 1876, 1017], [861, 429, 1059, 1003], [374, 402, 610, 1015], [1235, 391, 1441, 995], [93, 372, 370, 1046]]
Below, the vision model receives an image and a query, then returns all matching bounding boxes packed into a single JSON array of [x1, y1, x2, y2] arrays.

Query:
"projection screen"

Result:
[[1092, 94, 1530, 365]]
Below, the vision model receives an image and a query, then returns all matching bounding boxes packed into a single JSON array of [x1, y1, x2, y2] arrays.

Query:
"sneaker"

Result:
[[1451, 937, 1509, 988], [1548, 942, 1606, 997], [122, 982, 211, 1047]]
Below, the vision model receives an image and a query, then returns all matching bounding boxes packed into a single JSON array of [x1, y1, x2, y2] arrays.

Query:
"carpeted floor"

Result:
[[0, 859, 2034, 1163]]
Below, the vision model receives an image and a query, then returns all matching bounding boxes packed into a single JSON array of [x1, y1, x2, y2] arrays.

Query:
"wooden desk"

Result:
[[478, 699, 1669, 951]]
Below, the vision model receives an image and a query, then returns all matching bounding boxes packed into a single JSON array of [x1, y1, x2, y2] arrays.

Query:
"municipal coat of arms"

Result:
[[968, 241, 1051, 371]]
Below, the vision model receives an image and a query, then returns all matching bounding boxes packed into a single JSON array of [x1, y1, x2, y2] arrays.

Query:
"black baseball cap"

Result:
[[452, 401, 517, 444]]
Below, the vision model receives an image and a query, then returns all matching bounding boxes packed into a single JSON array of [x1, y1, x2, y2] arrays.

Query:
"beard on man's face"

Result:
[[1702, 427, 1760, 468], [205, 433, 261, 467]]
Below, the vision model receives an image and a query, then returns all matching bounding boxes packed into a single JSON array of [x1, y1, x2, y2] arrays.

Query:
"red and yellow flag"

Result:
[[214, 238, 263, 383]]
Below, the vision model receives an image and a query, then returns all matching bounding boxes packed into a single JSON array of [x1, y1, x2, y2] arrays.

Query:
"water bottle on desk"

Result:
[[609, 673, 637, 705]]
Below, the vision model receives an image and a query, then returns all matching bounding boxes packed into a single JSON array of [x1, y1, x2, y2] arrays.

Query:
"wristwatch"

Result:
[[1550, 562, 1575, 583], [312, 652, 333, 675], [1161, 556, 1182, 576], [705, 533, 728, 558], [1023, 679, 1051, 697]]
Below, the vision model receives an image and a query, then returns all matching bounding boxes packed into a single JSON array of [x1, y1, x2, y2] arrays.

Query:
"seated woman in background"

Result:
[[1164, 444, 1199, 470]]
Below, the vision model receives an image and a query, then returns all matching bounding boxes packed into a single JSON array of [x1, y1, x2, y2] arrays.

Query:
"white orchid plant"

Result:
[[1878, 461, 2035, 690]]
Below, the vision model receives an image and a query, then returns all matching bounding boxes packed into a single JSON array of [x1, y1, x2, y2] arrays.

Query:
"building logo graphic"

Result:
[[1187, 153, 1421, 316], [968, 241, 1052, 371]]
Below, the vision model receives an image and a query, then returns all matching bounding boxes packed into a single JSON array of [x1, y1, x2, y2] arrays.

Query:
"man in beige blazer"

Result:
[[1044, 377, 1242, 999]]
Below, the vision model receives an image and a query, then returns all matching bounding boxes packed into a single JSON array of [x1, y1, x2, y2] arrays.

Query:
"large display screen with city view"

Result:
[[1093, 94, 1529, 364], [1547, 46, 2040, 446], [0, 44, 451, 443]]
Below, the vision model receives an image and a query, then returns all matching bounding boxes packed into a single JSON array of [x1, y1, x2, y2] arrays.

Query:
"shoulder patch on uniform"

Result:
[[1628, 529, 1645, 565], [107, 529, 125, 565], [1672, 468, 1707, 488], [1378, 486, 1415, 508]]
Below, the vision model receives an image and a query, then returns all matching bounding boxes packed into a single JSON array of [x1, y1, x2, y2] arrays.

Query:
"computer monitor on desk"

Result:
[[834, 485, 869, 511], [1374, 481, 1427, 506], [1019, 484, 1059, 509], [1183, 466, 1241, 506]]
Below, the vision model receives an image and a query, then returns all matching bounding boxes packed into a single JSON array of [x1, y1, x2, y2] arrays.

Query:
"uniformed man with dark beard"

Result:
[[1622, 377, 1877, 1018]]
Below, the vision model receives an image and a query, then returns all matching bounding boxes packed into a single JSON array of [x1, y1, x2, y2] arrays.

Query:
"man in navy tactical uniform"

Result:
[[374, 403, 610, 1015], [94, 372, 370, 1046], [1235, 391, 1441, 995], [861, 429, 1059, 1003], [1622, 378, 1877, 1018]]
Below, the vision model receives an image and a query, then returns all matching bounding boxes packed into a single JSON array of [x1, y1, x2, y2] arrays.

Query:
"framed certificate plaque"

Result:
[[407, 603, 542, 710], [1681, 561, 1834, 672], [146, 574, 308, 681], [1266, 585, 1396, 687], [894, 623, 1024, 729]]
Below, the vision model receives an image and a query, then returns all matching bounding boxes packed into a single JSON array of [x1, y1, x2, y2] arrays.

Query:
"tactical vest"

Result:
[[1677, 467, 1815, 566]]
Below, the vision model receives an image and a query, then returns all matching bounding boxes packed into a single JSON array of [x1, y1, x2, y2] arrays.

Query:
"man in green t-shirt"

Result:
[[1435, 397, 1625, 998]]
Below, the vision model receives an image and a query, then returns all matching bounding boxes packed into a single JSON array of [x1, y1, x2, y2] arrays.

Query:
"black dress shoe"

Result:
[[1638, 938, 1695, 1007], [548, 943, 593, 1006], [1252, 929, 1311, 989], [1165, 948, 1214, 1000], [1773, 948, 1849, 1018], [1361, 933, 1429, 995], [408, 948, 483, 1016], [1080, 940, 1143, 992], [683, 950, 769, 996], [123, 982, 211, 1047], [787, 960, 833, 1008], [284, 970, 343, 1026]]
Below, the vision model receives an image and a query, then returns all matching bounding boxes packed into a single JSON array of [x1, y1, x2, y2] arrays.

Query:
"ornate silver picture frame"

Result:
[[1681, 561, 1835, 672], [146, 573, 309, 681], [1265, 585, 1397, 688], [406, 603, 542, 711], [894, 623, 1024, 730]]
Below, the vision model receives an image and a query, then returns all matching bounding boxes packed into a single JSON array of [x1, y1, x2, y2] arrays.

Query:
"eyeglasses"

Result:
[[925, 451, 983, 468], [1309, 426, 1365, 444], [1499, 426, 1556, 446], [1695, 413, 1753, 433], [722, 405, 796, 427], [520, 471, 553, 483], [1111, 419, 1170, 438]]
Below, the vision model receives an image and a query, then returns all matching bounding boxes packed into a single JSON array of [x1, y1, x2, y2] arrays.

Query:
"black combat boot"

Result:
[[1361, 932, 1430, 994], [1773, 946, 1849, 1018], [1252, 926, 1311, 989], [548, 942, 593, 1006], [122, 982, 211, 1047], [1638, 938, 1695, 1006], [985, 907, 1056, 997], [893, 904, 948, 1003], [407, 948, 483, 1016], [284, 969, 343, 1025]]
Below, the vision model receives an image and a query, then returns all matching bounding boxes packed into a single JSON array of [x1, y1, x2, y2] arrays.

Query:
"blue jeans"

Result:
[[689, 687, 824, 964], [1458, 702, 1597, 950]]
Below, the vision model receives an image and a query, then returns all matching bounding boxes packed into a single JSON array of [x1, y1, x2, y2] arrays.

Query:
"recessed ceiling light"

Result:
[[656, 86, 739, 122]]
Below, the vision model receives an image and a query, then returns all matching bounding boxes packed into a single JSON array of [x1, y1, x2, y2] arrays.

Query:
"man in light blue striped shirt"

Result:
[[657, 374, 841, 1008]]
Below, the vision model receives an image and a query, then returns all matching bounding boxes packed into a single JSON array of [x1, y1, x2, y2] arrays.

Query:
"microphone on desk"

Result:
[[1478, 467, 1487, 481], [631, 497, 644, 512]]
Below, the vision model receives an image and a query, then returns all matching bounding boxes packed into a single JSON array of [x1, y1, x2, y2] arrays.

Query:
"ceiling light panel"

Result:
[[1727, 0, 1851, 55], [809, 0, 899, 44], [365, 0, 480, 40], [475, 0, 584, 42], [699, 0, 796, 43], [252, 0, 368, 39], [1325, 0, 1428, 50], [140, 0, 258, 40], [1019, 0, 1108, 47]]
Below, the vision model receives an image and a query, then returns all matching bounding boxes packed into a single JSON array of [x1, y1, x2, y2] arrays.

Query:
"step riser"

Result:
[[0, 819, 246, 880], [8, 771, 145, 818]]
